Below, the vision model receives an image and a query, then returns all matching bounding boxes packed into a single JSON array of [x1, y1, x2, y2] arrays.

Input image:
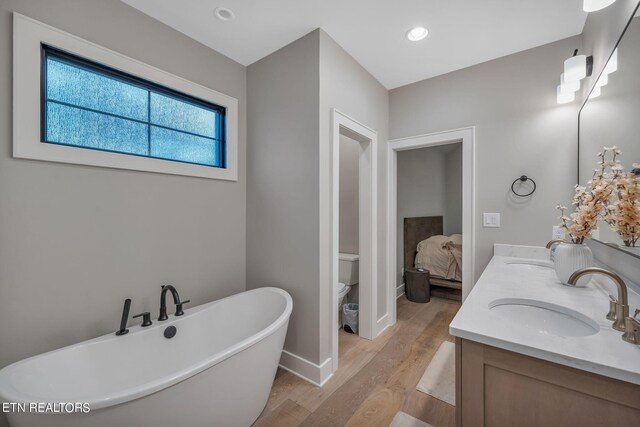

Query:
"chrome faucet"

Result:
[[158, 285, 190, 321], [568, 267, 629, 332]]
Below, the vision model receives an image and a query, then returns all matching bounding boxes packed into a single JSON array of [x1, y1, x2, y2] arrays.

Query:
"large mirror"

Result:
[[579, 12, 640, 258]]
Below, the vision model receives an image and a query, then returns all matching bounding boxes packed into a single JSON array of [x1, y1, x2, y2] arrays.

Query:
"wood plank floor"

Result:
[[253, 297, 460, 427]]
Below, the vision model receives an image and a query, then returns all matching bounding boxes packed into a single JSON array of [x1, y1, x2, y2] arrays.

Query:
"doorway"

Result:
[[396, 143, 463, 299], [329, 109, 378, 374], [386, 128, 476, 326]]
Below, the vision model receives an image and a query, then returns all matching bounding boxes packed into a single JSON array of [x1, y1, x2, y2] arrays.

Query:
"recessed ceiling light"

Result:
[[406, 27, 429, 42], [214, 7, 235, 21]]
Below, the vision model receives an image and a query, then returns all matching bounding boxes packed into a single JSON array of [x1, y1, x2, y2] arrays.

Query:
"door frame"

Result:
[[328, 108, 378, 374], [386, 127, 476, 326]]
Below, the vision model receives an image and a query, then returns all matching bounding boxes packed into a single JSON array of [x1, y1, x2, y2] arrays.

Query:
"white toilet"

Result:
[[338, 253, 359, 327]]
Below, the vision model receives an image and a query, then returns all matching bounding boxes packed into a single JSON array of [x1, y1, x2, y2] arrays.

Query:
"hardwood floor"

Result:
[[253, 297, 460, 427]]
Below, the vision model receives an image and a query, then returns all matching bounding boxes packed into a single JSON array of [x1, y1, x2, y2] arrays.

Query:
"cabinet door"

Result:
[[456, 338, 640, 427]]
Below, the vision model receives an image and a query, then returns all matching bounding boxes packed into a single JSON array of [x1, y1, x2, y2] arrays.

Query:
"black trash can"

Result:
[[405, 268, 431, 303]]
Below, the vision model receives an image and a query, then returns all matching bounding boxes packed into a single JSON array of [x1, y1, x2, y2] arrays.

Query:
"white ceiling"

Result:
[[122, 0, 588, 89]]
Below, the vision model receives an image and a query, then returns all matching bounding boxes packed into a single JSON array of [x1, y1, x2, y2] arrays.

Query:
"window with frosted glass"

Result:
[[41, 45, 225, 168]]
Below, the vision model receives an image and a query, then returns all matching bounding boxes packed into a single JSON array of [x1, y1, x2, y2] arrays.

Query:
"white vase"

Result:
[[553, 243, 594, 286]]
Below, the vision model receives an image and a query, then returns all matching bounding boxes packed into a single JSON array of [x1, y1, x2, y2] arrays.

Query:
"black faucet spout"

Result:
[[159, 285, 182, 321]]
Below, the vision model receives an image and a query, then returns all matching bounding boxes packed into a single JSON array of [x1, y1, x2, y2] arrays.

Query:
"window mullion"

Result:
[[147, 91, 151, 156]]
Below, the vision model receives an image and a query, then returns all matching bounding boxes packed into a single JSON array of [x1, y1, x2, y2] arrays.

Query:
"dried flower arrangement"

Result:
[[603, 155, 640, 247], [556, 147, 616, 244]]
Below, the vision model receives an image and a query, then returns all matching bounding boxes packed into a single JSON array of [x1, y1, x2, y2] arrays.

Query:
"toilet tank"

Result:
[[339, 253, 359, 285]]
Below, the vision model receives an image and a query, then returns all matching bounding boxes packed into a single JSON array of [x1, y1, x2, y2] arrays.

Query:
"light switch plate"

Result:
[[483, 213, 501, 228], [552, 226, 566, 240]]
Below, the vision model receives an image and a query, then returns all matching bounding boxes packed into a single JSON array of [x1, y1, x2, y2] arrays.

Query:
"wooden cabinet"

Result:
[[455, 338, 640, 426]]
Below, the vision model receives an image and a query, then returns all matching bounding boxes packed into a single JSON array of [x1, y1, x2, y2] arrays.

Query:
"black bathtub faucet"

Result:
[[158, 284, 190, 321]]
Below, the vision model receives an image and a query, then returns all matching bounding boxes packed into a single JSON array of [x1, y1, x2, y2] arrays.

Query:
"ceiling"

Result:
[[122, 0, 588, 89]]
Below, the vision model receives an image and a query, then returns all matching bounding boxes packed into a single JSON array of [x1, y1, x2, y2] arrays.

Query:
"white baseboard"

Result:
[[279, 350, 333, 387], [376, 313, 390, 336], [396, 283, 405, 298]]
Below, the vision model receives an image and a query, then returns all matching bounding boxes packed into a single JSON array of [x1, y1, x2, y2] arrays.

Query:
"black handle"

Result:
[[133, 311, 153, 327], [175, 300, 190, 316], [115, 298, 131, 336]]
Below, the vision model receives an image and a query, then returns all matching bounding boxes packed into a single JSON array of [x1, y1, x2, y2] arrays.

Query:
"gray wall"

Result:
[[339, 135, 360, 255], [444, 144, 463, 236], [319, 30, 389, 357], [0, 0, 247, 371], [246, 31, 321, 364], [247, 30, 388, 366], [390, 36, 581, 281]]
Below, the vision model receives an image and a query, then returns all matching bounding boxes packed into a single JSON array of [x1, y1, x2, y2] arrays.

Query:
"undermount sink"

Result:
[[489, 298, 599, 337], [505, 259, 553, 270]]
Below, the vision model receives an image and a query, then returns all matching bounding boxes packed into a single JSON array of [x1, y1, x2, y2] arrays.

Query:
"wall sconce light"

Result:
[[604, 48, 618, 74], [584, 47, 618, 101], [560, 73, 580, 93], [564, 50, 593, 82], [557, 85, 575, 104], [583, 0, 617, 12], [557, 49, 592, 104]]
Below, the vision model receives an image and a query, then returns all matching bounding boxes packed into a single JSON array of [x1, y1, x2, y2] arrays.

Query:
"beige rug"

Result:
[[416, 340, 455, 405], [389, 411, 434, 427]]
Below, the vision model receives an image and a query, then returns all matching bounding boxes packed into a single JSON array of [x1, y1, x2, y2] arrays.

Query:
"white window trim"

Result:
[[13, 13, 238, 181]]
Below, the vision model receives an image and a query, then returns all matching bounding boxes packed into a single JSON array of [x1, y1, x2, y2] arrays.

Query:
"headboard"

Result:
[[404, 216, 443, 270]]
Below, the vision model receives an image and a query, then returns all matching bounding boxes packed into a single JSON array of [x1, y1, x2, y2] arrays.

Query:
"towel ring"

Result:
[[511, 175, 536, 197]]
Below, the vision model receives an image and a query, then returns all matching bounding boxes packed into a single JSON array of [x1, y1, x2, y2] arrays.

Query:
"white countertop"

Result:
[[450, 244, 640, 385]]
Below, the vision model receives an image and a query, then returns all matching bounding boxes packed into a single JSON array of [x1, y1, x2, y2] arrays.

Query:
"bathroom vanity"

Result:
[[450, 245, 640, 426]]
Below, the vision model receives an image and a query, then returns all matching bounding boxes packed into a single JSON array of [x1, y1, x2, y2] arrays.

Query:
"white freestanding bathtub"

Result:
[[0, 287, 292, 427]]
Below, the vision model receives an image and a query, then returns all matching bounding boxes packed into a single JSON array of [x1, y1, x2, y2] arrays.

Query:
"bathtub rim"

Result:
[[0, 287, 292, 410]]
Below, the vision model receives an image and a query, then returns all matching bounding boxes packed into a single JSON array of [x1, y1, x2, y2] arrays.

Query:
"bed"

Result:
[[404, 216, 462, 301]]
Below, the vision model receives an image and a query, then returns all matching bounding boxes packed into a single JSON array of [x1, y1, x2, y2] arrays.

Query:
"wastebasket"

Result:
[[342, 303, 359, 334], [405, 268, 431, 303]]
